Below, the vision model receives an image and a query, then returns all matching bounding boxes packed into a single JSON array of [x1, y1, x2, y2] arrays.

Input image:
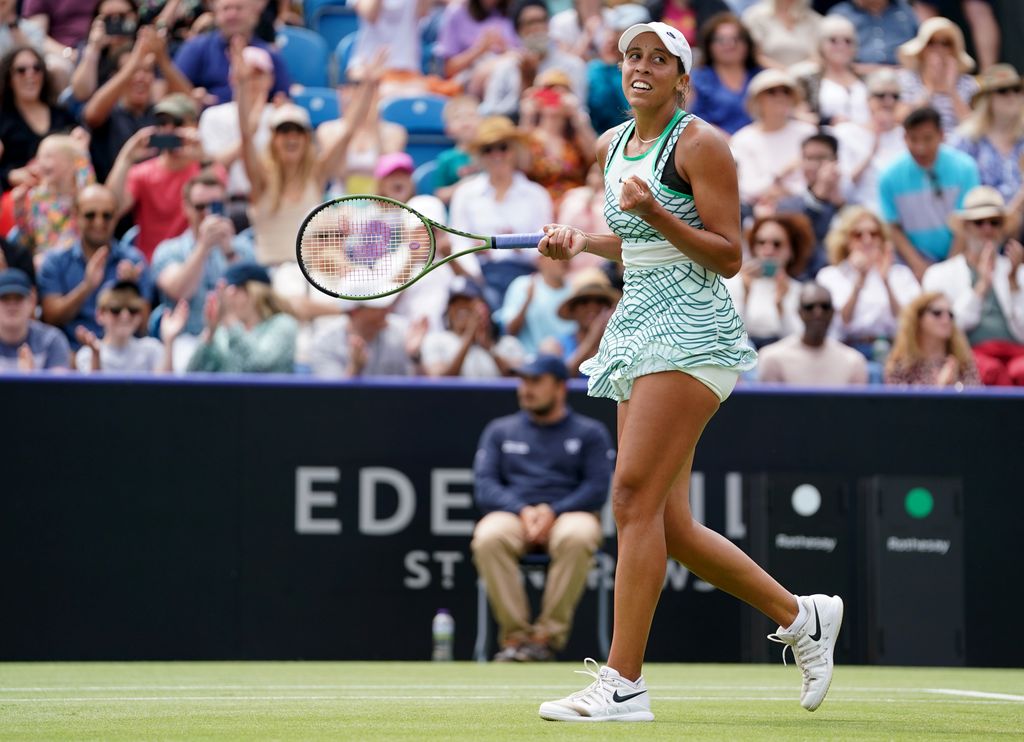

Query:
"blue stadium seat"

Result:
[[276, 26, 330, 88], [291, 87, 341, 128], [313, 6, 360, 55], [380, 95, 454, 168], [412, 159, 440, 195], [334, 31, 359, 85], [303, 0, 347, 28]]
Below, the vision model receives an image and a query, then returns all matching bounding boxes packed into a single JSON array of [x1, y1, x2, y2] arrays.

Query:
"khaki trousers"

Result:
[[471, 510, 602, 651]]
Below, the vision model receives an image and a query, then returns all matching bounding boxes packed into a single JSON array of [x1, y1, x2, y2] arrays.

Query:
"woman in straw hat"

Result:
[[537, 20, 842, 722], [950, 64, 1024, 214], [896, 16, 978, 133], [449, 114, 553, 302], [554, 268, 620, 377]]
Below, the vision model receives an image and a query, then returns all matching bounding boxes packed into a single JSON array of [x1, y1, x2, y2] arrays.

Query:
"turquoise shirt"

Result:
[[878, 146, 979, 262]]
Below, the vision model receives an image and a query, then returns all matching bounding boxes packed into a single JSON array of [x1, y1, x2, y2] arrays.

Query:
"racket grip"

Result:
[[493, 232, 545, 250]]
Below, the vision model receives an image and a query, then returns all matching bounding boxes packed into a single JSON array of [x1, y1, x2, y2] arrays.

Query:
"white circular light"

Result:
[[791, 484, 822, 517]]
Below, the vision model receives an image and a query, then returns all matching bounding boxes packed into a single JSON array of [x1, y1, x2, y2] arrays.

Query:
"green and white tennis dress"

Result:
[[580, 109, 757, 402]]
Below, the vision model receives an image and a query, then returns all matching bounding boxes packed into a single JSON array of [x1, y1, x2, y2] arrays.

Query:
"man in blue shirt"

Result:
[[878, 106, 979, 281], [151, 171, 254, 370], [173, 0, 290, 105], [38, 185, 153, 347], [472, 354, 614, 662], [829, 0, 918, 68], [0, 268, 71, 372]]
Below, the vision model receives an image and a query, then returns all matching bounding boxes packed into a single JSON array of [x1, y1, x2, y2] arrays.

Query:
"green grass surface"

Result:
[[2, 662, 1022, 741]]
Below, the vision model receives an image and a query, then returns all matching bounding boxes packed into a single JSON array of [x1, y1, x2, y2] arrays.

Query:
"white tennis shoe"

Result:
[[538, 658, 654, 722], [768, 594, 844, 711]]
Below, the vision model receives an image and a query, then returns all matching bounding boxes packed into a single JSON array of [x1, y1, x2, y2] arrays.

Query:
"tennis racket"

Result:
[[295, 195, 544, 300]]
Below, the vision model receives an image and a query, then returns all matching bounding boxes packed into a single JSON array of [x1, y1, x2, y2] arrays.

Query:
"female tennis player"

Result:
[[536, 22, 843, 722]]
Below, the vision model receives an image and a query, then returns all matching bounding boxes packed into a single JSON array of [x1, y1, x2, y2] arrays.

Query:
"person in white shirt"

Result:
[[420, 276, 525, 378], [758, 282, 868, 384], [834, 68, 907, 213], [75, 280, 176, 373], [448, 115, 553, 305], [730, 68, 818, 207], [816, 205, 921, 356], [922, 186, 1024, 385]]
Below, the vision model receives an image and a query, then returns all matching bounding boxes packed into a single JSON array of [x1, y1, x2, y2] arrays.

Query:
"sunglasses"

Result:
[[192, 200, 224, 213], [871, 91, 900, 101], [13, 63, 43, 76], [993, 86, 1023, 97], [480, 141, 511, 155], [924, 307, 954, 319], [827, 36, 854, 45], [275, 122, 307, 135], [103, 305, 142, 316], [82, 211, 115, 221], [926, 170, 944, 200], [761, 86, 792, 97], [154, 113, 184, 128], [801, 301, 833, 312], [851, 229, 881, 240], [969, 217, 1003, 228], [754, 237, 784, 248], [927, 38, 955, 49]]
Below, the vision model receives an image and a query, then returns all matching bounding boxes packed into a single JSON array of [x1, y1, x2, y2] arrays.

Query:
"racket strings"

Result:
[[298, 199, 433, 298]]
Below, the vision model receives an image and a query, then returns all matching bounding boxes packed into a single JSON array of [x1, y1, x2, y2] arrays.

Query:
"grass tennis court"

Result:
[[2, 662, 1022, 740]]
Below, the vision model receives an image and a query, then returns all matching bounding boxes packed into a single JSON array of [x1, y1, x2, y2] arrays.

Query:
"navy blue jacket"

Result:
[[473, 408, 614, 516]]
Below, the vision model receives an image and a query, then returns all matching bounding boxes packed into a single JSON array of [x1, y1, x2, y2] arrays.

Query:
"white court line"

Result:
[[0, 695, 1020, 706], [923, 688, 1024, 702], [0, 684, 965, 693]]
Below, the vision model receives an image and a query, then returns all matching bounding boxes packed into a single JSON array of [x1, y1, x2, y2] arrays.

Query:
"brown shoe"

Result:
[[514, 641, 554, 662]]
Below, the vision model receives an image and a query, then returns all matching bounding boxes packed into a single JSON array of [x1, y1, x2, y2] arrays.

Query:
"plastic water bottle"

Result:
[[432, 609, 455, 661]]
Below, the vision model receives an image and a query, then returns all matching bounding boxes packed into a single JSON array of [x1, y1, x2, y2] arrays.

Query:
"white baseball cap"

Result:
[[618, 21, 692, 74]]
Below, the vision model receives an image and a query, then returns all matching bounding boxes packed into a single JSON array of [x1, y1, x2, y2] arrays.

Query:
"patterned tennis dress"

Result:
[[580, 109, 757, 402]]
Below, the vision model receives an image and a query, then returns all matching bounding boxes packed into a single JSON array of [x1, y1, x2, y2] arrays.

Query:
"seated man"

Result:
[[38, 185, 152, 348], [759, 283, 869, 385], [75, 280, 169, 374], [0, 268, 70, 371], [472, 354, 614, 661], [309, 292, 418, 379], [923, 186, 1024, 385]]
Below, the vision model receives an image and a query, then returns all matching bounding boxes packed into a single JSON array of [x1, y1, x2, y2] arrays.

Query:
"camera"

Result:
[[761, 259, 778, 278], [149, 133, 183, 151], [104, 15, 136, 37]]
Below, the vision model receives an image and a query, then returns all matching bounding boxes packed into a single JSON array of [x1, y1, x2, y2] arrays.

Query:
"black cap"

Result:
[[224, 261, 272, 287], [0, 268, 33, 297]]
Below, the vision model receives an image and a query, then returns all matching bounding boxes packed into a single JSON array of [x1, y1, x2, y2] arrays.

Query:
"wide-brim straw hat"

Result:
[[744, 68, 802, 118], [969, 63, 1022, 108], [897, 17, 975, 74], [953, 186, 1007, 222], [557, 269, 621, 320], [469, 116, 527, 153]]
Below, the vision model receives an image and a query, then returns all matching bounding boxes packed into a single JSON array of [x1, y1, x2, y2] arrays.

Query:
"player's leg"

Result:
[[540, 371, 717, 722], [662, 461, 843, 712]]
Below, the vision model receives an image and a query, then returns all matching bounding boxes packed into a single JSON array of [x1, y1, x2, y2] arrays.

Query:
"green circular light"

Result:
[[905, 488, 934, 519]]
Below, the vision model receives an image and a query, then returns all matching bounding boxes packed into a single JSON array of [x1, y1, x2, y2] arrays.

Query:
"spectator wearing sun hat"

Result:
[[949, 64, 1024, 210], [555, 268, 620, 377], [186, 260, 298, 373], [896, 16, 978, 134], [448, 116, 553, 304], [373, 152, 417, 205], [729, 68, 818, 206], [923, 186, 1024, 385]]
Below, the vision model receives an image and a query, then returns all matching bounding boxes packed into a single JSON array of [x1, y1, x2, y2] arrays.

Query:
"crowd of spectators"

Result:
[[1, 0, 1022, 389]]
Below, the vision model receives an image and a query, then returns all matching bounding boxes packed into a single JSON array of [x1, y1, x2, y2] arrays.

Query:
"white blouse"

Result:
[[816, 261, 921, 339]]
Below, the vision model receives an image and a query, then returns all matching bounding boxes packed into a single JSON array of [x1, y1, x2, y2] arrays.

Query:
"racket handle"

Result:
[[492, 232, 545, 250]]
